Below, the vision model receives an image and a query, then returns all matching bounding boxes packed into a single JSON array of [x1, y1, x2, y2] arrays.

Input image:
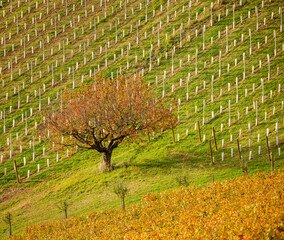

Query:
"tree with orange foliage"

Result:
[[41, 75, 177, 171]]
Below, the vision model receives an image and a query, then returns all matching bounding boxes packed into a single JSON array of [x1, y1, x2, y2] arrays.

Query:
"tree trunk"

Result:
[[121, 197, 125, 211], [102, 150, 113, 171]]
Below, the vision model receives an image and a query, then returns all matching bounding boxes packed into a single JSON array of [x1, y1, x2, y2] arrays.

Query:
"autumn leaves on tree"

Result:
[[41, 75, 177, 171]]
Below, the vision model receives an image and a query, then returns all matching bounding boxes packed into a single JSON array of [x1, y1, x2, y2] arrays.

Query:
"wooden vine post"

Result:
[[197, 120, 202, 143], [13, 159, 20, 184], [237, 139, 247, 175], [171, 126, 176, 144], [209, 140, 214, 165], [212, 127, 218, 150], [147, 131, 151, 143], [271, 152, 274, 174], [265, 136, 271, 162], [237, 139, 241, 161]]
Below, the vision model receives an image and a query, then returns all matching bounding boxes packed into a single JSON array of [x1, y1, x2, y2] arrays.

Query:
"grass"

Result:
[[0, 0, 283, 237]]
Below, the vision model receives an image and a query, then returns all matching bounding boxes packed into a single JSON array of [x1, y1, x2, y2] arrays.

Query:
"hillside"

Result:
[[0, 0, 284, 237], [7, 171, 284, 239]]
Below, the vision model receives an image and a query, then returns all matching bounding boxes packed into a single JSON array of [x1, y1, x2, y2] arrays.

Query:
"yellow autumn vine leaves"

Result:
[[10, 171, 284, 239]]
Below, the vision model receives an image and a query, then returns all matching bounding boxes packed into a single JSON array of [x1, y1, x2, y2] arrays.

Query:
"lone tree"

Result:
[[41, 75, 177, 171], [56, 200, 70, 219], [3, 212, 12, 236], [112, 179, 129, 211]]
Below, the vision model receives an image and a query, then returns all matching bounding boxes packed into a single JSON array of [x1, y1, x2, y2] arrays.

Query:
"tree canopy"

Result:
[[41, 75, 177, 171]]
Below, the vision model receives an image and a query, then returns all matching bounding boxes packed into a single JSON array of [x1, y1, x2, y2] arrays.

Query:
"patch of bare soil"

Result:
[[0, 187, 31, 204]]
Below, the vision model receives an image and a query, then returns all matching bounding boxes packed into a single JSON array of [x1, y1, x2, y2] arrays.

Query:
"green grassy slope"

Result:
[[7, 171, 284, 239], [0, 0, 283, 237]]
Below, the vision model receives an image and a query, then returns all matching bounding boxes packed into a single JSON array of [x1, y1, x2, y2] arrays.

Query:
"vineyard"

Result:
[[0, 0, 283, 237], [7, 171, 284, 239]]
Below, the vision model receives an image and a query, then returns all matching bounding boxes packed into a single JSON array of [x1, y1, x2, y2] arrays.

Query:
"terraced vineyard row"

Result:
[[7, 171, 284, 239]]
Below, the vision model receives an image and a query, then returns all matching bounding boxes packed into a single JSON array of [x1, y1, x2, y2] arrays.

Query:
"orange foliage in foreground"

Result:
[[11, 171, 284, 239]]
